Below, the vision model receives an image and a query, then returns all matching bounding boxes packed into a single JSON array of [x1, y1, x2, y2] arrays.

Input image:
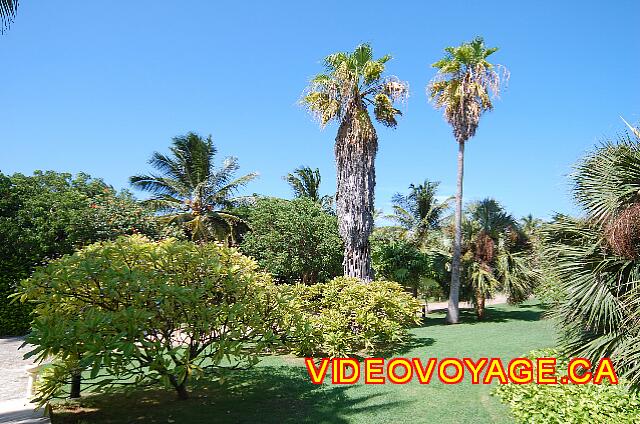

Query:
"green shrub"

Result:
[[492, 349, 640, 424], [17, 236, 292, 402], [239, 197, 343, 284], [283, 277, 421, 357], [0, 171, 181, 335]]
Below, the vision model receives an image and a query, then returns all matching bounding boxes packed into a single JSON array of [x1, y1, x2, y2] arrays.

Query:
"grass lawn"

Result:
[[50, 300, 555, 424]]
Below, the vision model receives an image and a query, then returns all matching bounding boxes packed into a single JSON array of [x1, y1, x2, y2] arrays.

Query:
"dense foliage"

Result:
[[493, 349, 640, 424], [458, 199, 537, 318], [240, 197, 343, 284], [371, 235, 445, 299], [0, 171, 174, 335], [18, 236, 291, 402], [283, 277, 421, 357], [541, 131, 640, 387]]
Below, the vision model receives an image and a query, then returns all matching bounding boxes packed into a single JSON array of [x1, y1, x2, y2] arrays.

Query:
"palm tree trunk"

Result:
[[335, 111, 377, 282], [446, 141, 465, 324], [474, 287, 485, 320]]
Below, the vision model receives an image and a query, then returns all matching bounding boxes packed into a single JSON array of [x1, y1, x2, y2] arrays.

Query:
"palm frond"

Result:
[[1, 0, 18, 34]]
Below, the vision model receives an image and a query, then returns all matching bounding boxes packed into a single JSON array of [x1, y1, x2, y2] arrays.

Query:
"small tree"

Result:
[[18, 236, 291, 402], [240, 197, 343, 284]]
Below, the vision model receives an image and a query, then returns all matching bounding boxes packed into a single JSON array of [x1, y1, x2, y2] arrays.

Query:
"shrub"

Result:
[[17, 236, 292, 402], [283, 277, 421, 357], [492, 349, 640, 424], [240, 197, 343, 284], [0, 171, 180, 335]]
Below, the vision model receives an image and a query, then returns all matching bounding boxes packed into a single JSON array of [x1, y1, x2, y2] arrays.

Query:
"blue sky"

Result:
[[1, 1, 639, 220]]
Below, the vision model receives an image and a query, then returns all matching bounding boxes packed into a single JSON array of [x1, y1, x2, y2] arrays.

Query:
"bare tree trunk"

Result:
[[169, 374, 189, 400], [446, 141, 465, 324], [335, 110, 377, 282]]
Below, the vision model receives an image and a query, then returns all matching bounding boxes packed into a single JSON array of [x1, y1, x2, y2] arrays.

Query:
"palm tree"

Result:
[[389, 179, 452, 247], [461, 199, 534, 319], [301, 43, 408, 281], [284, 166, 334, 210], [428, 37, 508, 323], [130, 132, 257, 243], [542, 127, 640, 387], [1, 0, 18, 34]]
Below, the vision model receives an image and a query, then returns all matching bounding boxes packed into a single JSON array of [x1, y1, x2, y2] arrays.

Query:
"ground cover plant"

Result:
[[493, 349, 640, 423]]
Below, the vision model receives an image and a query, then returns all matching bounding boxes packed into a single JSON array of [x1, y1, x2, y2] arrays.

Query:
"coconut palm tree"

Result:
[[428, 37, 508, 323], [301, 43, 408, 281], [1, 0, 18, 33], [130, 132, 257, 243], [389, 179, 452, 247], [284, 166, 334, 210]]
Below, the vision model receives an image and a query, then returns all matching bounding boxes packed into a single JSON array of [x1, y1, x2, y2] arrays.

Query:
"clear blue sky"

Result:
[[1, 1, 639, 220]]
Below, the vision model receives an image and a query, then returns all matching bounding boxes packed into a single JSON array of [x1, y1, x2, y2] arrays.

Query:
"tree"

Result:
[[18, 236, 292, 402], [301, 44, 408, 281], [239, 197, 343, 285], [389, 179, 451, 247], [460, 199, 536, 319], [428, 37, 508, 323], [284, 166, 334, 210], [0, 171, 174, 336], [130, 132, 257, 243], [0, 0, 18, 33], [371, 237, 430, 297], [542, 127, 640, 388]]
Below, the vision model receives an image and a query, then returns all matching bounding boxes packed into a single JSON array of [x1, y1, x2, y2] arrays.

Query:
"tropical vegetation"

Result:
[[539, 128, 640, 388], [130, 132, 257, 244], [284, 166, 334, 211], [239, 197, 343, 284]]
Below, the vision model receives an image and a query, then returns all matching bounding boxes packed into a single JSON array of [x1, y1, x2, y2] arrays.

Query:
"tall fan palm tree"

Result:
[[0, 0, 18, 33], [301, 43, 408, 281], [428, 37, 508, 323], [130, 132, 257, 243], [389, 179, 452, 247], [284, 166, 334, 210]]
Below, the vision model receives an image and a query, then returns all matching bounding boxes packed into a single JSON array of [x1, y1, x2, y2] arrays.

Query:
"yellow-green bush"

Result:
[[282, 277, 421, 357], [17, 235, 292, 402]]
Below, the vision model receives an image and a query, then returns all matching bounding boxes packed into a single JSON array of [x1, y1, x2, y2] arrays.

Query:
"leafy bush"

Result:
[[17, 236, 292, 402], [0, 171, 180, 335], [492, 349, 640, 424], [283, 277, 421, 357], [371, 235, 449, 299], [240, 197, 343, 284]]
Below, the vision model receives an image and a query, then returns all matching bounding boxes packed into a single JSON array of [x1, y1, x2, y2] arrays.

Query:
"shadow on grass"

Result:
[[51, 365, 412, 424], [419, 302, 547, 327]]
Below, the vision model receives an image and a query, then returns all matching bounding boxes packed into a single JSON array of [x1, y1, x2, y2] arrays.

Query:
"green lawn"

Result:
[[51, 301, 555, 424]]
